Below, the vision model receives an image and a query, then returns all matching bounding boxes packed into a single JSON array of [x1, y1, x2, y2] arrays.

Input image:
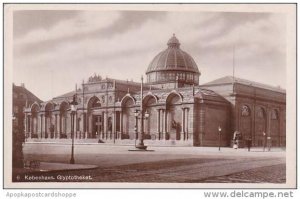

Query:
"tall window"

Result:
[[271, 109, 278, 120], [257, 107, 265, 118], [150, 73, 155, 82]]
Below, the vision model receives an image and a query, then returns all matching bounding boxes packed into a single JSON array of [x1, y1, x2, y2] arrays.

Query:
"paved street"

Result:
[[198, 164, 285, 183], [20, 143, 285, 183]]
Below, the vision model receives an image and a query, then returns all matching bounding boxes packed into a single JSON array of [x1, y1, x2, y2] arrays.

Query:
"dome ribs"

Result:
[[146, 34, 200, 86], [179, 50, 188, 70], [164, 46, 172, 69], [174, 48, 177, 68]]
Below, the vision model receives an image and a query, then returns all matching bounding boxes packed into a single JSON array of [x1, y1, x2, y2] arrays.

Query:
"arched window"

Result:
[[257, 107, 265, 118], [271, 109, 279, 120], [89, 97, 101, 108], [241, 105, 251, 117]]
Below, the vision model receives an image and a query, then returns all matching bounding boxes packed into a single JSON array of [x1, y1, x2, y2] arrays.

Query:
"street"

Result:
[[21, 143, 285, 183]]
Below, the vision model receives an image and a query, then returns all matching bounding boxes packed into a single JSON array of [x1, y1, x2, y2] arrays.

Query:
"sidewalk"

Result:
[[24, 143, 286, 157]]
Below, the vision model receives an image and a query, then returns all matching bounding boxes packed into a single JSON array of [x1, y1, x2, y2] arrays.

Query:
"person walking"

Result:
[[246, 137, 252, 152]]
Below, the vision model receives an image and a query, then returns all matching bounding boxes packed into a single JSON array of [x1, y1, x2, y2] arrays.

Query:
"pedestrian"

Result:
[[267, 136, 271, 151], [246, 137, 252, 152], [263, 132, 266, 151], [233, 131, 239, 149], [233, 140, 238, 149]]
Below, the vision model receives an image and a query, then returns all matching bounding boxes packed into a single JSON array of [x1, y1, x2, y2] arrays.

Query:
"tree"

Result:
[[12, 112, 25, 168]]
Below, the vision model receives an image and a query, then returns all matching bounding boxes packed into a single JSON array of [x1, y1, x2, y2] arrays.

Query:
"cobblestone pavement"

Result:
[[191, 164, 286, 183], [17, 157, 285, 183]]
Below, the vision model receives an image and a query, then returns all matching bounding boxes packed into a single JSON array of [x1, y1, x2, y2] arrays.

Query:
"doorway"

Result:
[[92, 115, 102, 138]]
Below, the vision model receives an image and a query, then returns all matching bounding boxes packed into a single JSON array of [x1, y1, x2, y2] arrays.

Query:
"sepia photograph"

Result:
[[3, 3, 296, 189]]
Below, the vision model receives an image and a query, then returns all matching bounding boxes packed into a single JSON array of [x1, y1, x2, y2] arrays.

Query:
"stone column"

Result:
[[30, 115, 34, 134], [24, 113, 27, 138], [79, 113, 82, 139], [186, 108, 189, 140], [81, 112, 85, 138], [44, 115, 48, 139], [27, 115, 31, 138], [101, 112, 104, 139], [32, 115, 35, 137], [162, 109, 166, 139], [36, 115, 40, 138], [35, 116, 38, 138], [88, 113, 92, 138], [120, 111, 123, 138], [59, 114, 62, 138], [32, 116, 35, 136], [51, 115, 54, 139], [64, 116, 67, 136], [103, 111, 108, 140], [166, 110, 169, 134], [37, 115, 40, 138], [80, 114, 83, 137], [181, 108, 185, 141], [67, 114, 71, 138], [157, 109, 160, 140], [40, 114, 43, 139], [112, 111, 116, 141], [55, 114, 58, 138], [84, 112, 88, 139], [267, 108, 271, 137], [85, 113, 89, 138]]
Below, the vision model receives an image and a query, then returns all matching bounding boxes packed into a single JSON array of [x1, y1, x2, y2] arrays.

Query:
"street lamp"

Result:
[[134, 75, 150, 150], [134, 109, 139, 147], [134, 109, 149, 150], [218, 126, 222, 151], [70, 94, 78, 164]]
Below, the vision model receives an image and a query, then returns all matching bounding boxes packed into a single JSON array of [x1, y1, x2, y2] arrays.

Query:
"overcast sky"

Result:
[[13, 10, 286, 101]]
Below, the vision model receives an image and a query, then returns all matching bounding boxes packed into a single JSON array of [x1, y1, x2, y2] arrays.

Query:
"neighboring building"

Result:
[[13, 83, 42, 168], [201, 76, 286, 147], [23, 35, 286, 147], [13, 83, 42, 136]]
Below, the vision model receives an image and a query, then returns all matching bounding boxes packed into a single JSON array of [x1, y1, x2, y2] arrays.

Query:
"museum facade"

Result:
[[23, 35, 286, 147]]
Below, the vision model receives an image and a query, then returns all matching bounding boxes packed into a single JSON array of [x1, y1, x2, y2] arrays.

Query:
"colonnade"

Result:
[[143, 107, 190, 141], [25, 112, 69, 139], [25, 107, 192, 141]]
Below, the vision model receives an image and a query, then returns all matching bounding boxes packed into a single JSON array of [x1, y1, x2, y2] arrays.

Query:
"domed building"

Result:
[[146, 34, 200, 88], [23, 35, 286, 148]]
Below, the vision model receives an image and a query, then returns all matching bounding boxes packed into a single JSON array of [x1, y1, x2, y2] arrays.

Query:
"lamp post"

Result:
[[134, 109, 149, 150], [70, 94, 78, 164], [134, 110, 139, 147], [134, 75, 150, 150], [218, 126, 222, 151]]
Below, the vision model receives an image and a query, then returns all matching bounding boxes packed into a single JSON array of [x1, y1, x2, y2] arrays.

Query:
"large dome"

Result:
[[146, 34, 200, 87]]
